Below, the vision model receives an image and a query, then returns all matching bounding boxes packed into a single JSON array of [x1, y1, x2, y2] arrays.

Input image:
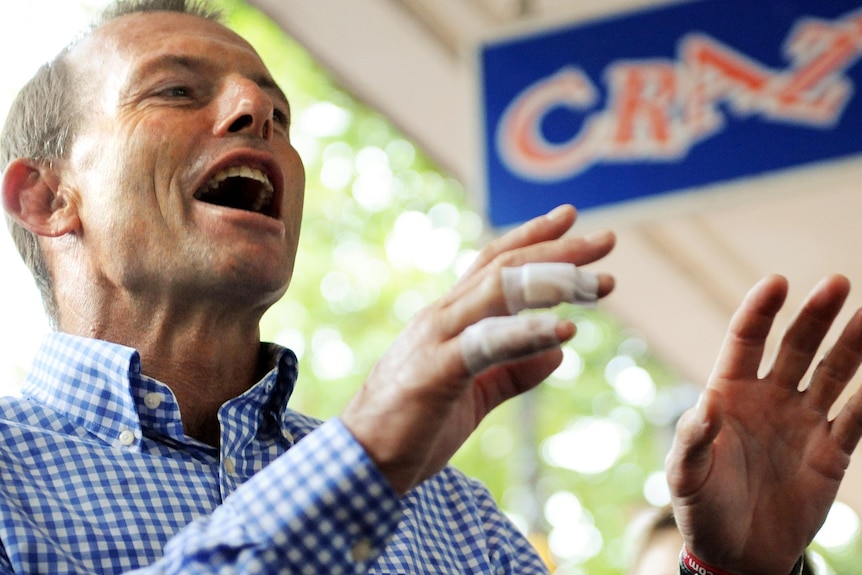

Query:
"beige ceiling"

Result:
[[250, 0, 862, 513]]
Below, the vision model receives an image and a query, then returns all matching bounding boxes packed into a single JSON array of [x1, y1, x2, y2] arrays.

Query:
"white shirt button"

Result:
[[118, 429, 135, 446], [350, 538, 373, 563], [223, 457, 236, 475], [143, 393, 163, 409]]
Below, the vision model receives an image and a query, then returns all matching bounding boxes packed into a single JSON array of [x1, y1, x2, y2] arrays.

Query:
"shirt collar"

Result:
[[22, 332, 298, 449]]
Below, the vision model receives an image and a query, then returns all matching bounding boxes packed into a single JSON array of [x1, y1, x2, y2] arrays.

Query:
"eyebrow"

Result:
[[124, 54, 289, 106]]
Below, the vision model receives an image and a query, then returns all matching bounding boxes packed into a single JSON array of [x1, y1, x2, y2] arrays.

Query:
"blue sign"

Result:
[[479, 0, 862, 228]]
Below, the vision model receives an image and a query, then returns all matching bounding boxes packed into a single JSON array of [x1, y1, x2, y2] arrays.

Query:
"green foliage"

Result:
[[211, 1, 862, 572]]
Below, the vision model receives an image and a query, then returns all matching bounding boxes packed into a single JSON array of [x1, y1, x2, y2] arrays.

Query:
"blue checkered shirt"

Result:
[[0, 332, 548, 574]]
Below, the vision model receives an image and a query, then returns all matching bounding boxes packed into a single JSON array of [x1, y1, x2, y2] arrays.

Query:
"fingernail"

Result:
[[547, 205, 571, 221], [584, 230, 612, 243]]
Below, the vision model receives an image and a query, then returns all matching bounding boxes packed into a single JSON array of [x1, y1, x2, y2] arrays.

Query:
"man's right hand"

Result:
[[340, 205, 615, 495]]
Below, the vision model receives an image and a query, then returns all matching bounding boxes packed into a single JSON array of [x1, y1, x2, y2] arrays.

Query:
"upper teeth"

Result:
[[206, 166, 273, 192], [200, 165, 275, 212]]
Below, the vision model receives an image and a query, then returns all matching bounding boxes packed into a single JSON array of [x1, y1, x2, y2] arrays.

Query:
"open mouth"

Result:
[[193, 165, 276, 217]]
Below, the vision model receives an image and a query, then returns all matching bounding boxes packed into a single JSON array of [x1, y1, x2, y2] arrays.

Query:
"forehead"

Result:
[[71, 11, 269, 84]]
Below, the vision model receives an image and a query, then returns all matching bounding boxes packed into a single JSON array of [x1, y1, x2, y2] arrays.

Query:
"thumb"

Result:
[[666, 392, 723, 498]]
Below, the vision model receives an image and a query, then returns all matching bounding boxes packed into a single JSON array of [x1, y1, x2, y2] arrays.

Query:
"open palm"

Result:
[[668, 274, 862, 575]]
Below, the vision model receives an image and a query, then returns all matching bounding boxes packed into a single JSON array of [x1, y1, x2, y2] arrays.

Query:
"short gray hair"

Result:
[[1, 0, 222, 327]]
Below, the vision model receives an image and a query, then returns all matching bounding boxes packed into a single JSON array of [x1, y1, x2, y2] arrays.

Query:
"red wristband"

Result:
[[680, 546, 737, 575]]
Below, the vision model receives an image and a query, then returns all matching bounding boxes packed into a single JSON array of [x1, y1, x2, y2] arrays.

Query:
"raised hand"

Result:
[[340, 205, 615, 494], [667, 274, 862, 575]]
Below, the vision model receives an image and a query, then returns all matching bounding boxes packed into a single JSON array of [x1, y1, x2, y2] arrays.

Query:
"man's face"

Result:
[[59, 11, 305, 311]]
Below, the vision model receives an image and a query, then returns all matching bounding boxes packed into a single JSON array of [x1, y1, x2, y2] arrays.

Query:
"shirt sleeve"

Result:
[[129, 418, 402, 575]]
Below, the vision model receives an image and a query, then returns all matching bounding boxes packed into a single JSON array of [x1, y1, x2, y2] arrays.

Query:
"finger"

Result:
[[502, 263, 600, 314], [461, 205, 578, 278], [806, 308, 862, 412], [439, 234, 615, 335], [769, 275, 851, 389], [459, 313, 573, 375], [832, 379, 862, 456], [666, 392, 723, 498], [709, 275, 789, 382], [472, 347, 566, 412]]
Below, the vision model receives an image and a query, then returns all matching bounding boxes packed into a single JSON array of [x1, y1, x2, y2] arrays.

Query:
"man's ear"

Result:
[[1, 158, 80, 237]]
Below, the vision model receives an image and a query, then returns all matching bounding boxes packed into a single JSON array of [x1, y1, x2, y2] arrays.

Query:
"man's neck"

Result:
[[60, 300, 267, 447]]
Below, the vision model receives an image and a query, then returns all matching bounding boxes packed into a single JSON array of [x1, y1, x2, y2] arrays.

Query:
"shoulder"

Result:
[[0, 395, 80, 448], [0, 394, 46, 424], [406, 465, 499, 513], [396, 467, 548, 572]]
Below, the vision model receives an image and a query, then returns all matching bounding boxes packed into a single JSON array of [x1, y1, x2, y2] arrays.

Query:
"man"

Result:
[[1, 0, 861, 573]]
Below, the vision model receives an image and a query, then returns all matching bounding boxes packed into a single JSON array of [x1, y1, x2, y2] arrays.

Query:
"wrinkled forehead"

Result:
[[67, 11, 266, 94]]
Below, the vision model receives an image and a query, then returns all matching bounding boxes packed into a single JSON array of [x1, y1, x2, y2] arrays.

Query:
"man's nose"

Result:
[[214, 78, 274, 140]]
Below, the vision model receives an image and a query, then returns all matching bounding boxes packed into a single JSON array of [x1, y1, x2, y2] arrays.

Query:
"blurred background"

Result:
[[2, 1, 862, 573]]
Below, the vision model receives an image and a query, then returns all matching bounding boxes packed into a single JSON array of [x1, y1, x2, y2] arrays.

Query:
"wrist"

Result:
[[678, 546, 805, 575], [679, 546, 736, 575]]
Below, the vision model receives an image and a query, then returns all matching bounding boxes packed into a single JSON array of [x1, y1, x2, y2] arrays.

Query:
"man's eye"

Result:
[[273, 108, 289, 127], [162, 86, 191, 98]]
